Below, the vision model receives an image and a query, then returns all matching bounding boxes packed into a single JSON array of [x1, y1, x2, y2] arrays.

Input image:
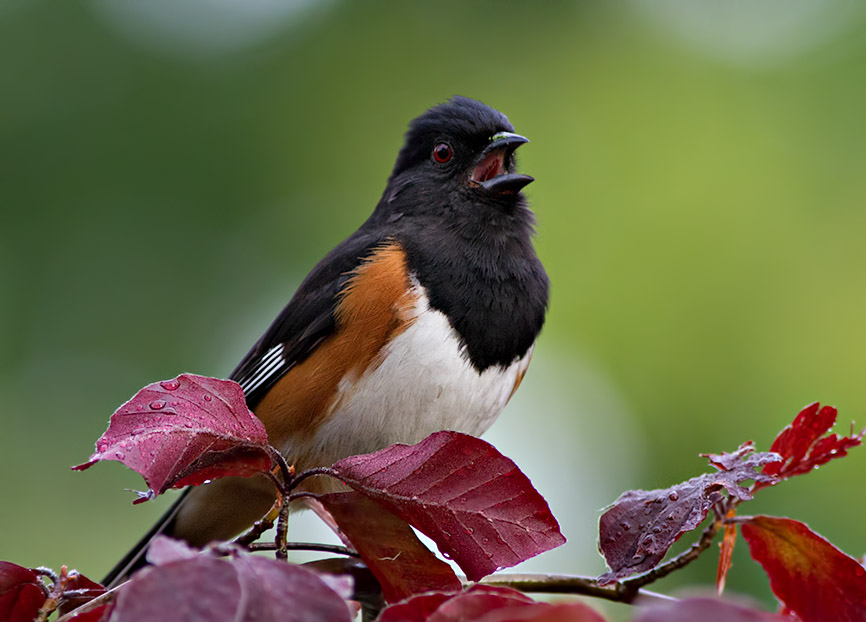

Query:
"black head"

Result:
[[386, 96, 534, 203]]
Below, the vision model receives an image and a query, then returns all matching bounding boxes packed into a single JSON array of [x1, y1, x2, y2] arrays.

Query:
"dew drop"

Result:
[[465, 528, 474, 535], [620, 521, 631, 531], [160, 379, 180, 391], [115, 452, 125, 460], [631, 553, 645, 563], [668, 491, 679, 501], [652, 526, 662, 534], [150, 400, 166, 410], [203, 394, 212, 402]]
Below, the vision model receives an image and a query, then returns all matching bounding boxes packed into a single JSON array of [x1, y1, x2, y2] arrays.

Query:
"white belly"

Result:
[[296, 288, 532, 467]]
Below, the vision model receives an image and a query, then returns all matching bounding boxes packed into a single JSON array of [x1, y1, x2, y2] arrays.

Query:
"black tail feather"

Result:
[[102, 489, 190, 588]]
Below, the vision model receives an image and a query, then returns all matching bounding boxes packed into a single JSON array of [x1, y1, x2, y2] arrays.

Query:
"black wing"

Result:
[[230, 229, 382, 408]]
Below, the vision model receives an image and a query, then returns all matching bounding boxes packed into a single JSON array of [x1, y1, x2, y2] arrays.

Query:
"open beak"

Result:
[[469, 131, 534, 194]]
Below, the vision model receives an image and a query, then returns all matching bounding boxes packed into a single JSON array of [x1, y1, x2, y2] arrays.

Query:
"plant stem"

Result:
[[275, 494, 291, 561]]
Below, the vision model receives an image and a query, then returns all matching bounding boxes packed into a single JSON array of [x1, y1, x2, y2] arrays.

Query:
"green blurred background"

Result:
[[2, 0, 866, 618]]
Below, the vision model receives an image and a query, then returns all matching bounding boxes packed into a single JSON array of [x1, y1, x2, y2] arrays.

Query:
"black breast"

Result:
[[398, 211, 549, 372]]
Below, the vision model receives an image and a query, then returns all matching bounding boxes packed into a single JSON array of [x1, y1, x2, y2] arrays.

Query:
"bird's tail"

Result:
[[101, 489, 190, 588]]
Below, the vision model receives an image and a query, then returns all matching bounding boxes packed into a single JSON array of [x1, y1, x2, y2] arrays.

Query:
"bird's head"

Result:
[[387, 96, 534, 205]]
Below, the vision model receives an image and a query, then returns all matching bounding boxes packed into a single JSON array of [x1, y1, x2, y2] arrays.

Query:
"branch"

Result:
[[275, 493, 291, 561], [477, 573, 677, 605], [247, 542, 359, 557]]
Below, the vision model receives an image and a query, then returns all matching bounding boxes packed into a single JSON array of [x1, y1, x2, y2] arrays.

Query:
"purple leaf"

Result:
[[598, 445, 776, 584], [108, 553, 351, 622]]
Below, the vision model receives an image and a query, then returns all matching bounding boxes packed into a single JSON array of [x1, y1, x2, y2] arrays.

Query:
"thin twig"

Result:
[[247, 542, 359, 557], [266, 446, 294, 490], [32, 567, 58, 585], [287, 466, 336, 492]]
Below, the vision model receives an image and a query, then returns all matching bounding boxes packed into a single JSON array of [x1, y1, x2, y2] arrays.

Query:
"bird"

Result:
[[103, 95, 549, 586]]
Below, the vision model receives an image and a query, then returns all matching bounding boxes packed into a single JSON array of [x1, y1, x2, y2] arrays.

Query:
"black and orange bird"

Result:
[[104, 96, 549, 585]]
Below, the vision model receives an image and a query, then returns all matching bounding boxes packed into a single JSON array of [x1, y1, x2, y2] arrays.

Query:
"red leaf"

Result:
[[58, 572, 106, 616], [472, 602, 606, 622], [635, 596, 791, 621], [108, 553, 351, 622], [378, 587, 604, 622], [377, 592, 455, 622], [758, 403, 863, 490], [598, 447, 773, 583], [67, 604, 110, 622], [426, 585, 535, 622], [740, 515, 866, 622], [0, 562, 47, 622], [331, 432, 565, 582], [716, 507, 738, 595], [318, 491, 462, 602], [74, 374, 273, 503]]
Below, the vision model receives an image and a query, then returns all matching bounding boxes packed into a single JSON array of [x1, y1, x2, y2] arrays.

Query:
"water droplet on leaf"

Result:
[[161, 379, 180, 391], [669, 491, 679, 501], [150, 400, 166, 410]]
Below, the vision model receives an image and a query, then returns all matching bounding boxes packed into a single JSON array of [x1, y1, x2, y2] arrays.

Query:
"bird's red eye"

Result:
[[432, 143, 453, 163]]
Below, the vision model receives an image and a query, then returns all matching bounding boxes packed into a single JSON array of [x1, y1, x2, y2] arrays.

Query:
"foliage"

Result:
[[3, 374, 865, 621]]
